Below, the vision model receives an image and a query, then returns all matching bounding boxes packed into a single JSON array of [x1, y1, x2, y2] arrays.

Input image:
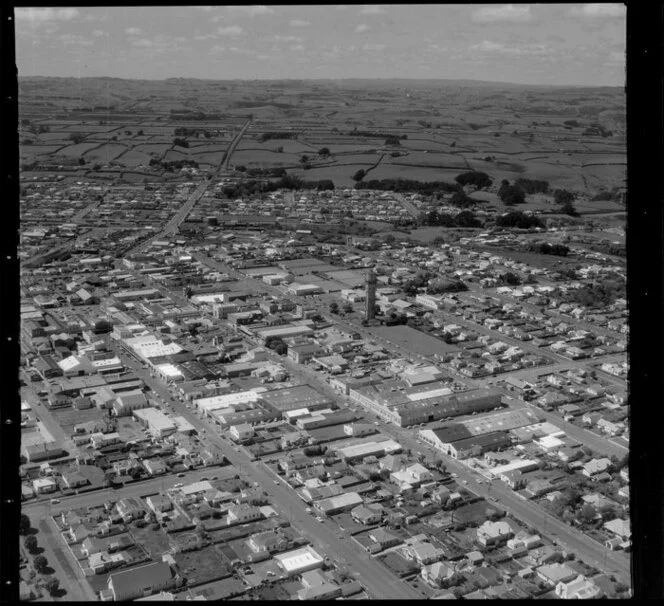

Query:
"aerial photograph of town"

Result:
[[12, 4, 635, 602]]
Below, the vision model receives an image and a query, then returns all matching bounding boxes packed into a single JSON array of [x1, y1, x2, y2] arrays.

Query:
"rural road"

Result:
[[221, 118, 252, 173]]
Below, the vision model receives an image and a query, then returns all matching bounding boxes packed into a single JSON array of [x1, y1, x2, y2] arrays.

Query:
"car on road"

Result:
[[173, 483, 184, 488], [273, 480, 279, 485], [177, 473, 185, 477], [50, 498, 60, 504], [450, 473, 458, 478], [462, 480, 468, 485]]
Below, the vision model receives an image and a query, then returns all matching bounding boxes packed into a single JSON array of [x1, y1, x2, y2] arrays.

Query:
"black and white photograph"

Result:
[[7, 3, 653, 602]]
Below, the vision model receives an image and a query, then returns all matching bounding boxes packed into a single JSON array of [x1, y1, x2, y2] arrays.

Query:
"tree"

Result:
[[455, 171, 492, 189], [577, 503, 596, 525], [554, 189, 575, 205], [19, 514, 31, 536], [43, 577, 60, 596], [300, 154, 310, 165], [274, 342, 287, 355], [69, 133, 84, 144], [342, 302, 354, 314], [33, 555, 48, 574], [318, 147, 330, 157], [454, 210, 481, 228], [173, 137, 189, 148], [24, 535, 38, 553], [561, 201, 579, 217], [352, 169, 366, 182], [500, 184, 526, 205], [329, 301, 339, 315]]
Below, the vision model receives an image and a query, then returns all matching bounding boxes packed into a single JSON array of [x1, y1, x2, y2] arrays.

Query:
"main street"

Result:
[[105, 341, 421, 600]]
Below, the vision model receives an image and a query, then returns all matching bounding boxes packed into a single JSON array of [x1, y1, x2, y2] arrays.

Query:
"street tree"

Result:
[[33, 555, 48, 574], [19, 514, 31, 536], [24, 535, 38, 553]]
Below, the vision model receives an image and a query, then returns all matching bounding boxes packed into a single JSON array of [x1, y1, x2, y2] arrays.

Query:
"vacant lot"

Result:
[[369, 325, 460, 357], [174, 545, 231, 587]]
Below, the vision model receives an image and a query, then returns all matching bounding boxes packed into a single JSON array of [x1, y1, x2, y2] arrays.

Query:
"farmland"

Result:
[[18, 77, 625, 204]]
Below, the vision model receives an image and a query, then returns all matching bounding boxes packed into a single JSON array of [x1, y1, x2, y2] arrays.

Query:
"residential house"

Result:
[[421, 561, 458, 588], [227, 504, 263, 525], [536, 563, 578, 586], [107, 561, 175, 601], [582, 458, 612, 478], [555, 575, 603, 599], [404, 540, 445, 565], [351, 503, 384, 526], [366, 528, 402, 553], [476, 520, 514, 547]]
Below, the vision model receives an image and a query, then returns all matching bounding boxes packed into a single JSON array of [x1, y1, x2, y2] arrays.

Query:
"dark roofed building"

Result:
[[107, 561, 175, 601]]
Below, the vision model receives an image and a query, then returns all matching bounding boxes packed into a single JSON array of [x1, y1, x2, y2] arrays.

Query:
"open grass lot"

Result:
[[84, 143, 129, 162], [174, 545, 231, 587], [189, 577, 248, 600]]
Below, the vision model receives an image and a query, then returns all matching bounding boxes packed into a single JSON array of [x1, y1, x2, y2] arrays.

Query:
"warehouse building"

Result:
[[260, 384, 333, 415], [420, 429, 512, 460]]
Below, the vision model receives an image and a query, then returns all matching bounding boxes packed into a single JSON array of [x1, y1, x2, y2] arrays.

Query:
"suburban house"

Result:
[[555, 575, 603, 599], [476, 520, 514, 547], [106, 561, 176, 601]]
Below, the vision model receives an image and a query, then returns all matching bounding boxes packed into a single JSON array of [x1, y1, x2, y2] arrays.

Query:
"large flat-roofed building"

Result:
[[314, 492, 364, 515], [114, 288, 163, 302], [457, 408, 542, 436], [425, 430, 513, 460], [349, 382, 504, 427], [260, 385, 333, 414], [274, 546, 325, 576], [123, 334, 183, 360], [211, 407, 280, 429], [194, 389, 263, 414], [133, 408, 176, 438], [333, 439, 402, 461]]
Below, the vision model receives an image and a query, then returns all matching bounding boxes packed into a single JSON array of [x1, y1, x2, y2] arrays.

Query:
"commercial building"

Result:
[[260, 384, 333, 414], [314, 492, 364, 515], [274, 546, 325, 576], [133, 408, 176, 438], [333, 439, 402, 461]]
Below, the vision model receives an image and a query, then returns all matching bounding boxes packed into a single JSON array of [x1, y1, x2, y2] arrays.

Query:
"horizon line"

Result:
[[17, 74, 624, 89]]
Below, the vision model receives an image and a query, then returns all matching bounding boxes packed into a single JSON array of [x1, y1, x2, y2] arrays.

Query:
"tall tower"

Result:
[[365, 269, 377, 320]]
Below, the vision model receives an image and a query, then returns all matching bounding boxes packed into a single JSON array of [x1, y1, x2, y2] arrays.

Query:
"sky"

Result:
[[15, 4, 626, 86]]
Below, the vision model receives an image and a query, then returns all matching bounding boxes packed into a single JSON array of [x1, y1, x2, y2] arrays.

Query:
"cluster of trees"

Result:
[[318, 147, 331, 157], [149, 158, 199, 172], [498, 180, 526, 205], [384, 311, 409, 326], [259, 131, 298, 142], [303, 444, 326, 456], [347, 130, 407, 140], [264, 336, 287, 355], [174, 127, 212, 138], [563, 119, 581, 127], [244, 166, 287, 178], [527, 242, 570, 256], [514, 178, 550, 194], [428, 277, 468, 294], [170, 111, 222, 120], [424, 209, 482, 228], [68, 133, 85, 144], [567, 278, 625, 307], [384, 136, 402, 146], [354, 178, 460, 195], [455, 171, 493, 189], [29, 123, 50, 135], [172, 137, 189, 148], [495, 210, 545, 229], [447, 191, 476, 208], [219, 175, 335, 198]]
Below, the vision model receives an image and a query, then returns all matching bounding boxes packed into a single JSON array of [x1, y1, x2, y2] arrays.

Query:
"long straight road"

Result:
[[221, 118, 252, 172], [106, 338, 420, 599]]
